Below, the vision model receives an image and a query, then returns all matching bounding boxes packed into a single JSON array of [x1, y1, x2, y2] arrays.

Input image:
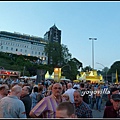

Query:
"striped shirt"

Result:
[[31, 94, 61, 118]]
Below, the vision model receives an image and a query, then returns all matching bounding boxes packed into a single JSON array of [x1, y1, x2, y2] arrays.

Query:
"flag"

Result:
[[116, 69, 118, 84]]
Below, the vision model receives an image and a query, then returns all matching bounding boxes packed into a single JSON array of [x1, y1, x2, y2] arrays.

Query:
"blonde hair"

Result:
[[62, 93, 70, 102]]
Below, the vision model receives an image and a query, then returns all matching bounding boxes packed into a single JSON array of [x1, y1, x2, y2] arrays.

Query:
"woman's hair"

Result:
[[38, 85, 43, 92]]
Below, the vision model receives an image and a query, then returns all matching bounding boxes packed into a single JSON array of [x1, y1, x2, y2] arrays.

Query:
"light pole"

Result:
[[89, 38, 97, 70], [96, 62, 107, 81], [23, 66, 25, 76]]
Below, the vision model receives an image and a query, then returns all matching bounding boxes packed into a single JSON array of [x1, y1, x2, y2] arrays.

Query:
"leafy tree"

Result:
[[82, 66, 92, 72], [108, 61, 120, 75], [44, 42, 71, 67]]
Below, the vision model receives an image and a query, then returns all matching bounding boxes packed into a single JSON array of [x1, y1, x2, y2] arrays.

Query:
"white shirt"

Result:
[[64, 88, 75, 103]]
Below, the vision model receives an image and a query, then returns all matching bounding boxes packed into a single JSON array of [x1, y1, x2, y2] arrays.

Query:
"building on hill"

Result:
[[0, 24, 62, 65], [0, 31, 48, 64]]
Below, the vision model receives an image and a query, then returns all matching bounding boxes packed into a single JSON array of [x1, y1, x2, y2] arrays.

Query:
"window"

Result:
[[11, 48, 13, 51], [25, 50, 27, 53], [6, 47, 8, 50], [16, 49, 18, 51]]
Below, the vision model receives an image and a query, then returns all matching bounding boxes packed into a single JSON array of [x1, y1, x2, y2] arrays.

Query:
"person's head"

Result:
[[91, 85, 94, 90], [110, 87, 119, 95], [80, 83, 84, 88], [62, 84, 66, 90], [0, 84, 9, 96], [10, 85, 22, 99], [73, 90, 83, 106], [111, 94, 120, 110], [48, 84, 53, 90], [21, 85, 31, 97], [67, 83, 72, 89], [62, 93, 70, 102], [56, 101, 77, 118], [33, 86, 38, 93], [38, 85, 43, 93], [52, 83, 62, 97]]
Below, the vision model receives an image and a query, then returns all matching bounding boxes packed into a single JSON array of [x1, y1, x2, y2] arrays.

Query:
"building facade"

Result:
[[0, 24, 61, 65], [44, 24, 61, 65], [0, 31, 48, 64], [44, 24, 61, 44]]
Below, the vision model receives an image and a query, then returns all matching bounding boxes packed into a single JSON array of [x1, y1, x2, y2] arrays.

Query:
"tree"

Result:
[[108, 61, 120, 75], [44, 42, 72, 67], [82, 66, 92, 72]]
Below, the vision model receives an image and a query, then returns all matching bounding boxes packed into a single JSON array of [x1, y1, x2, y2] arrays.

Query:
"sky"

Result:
[[0, 1, 120, 70]]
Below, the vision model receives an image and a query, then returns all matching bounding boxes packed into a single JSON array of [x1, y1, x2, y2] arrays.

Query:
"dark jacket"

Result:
[[20, 94, 32, 118]]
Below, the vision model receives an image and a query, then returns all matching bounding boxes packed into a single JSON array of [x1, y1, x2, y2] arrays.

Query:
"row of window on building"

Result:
[[0, 46, 46, 56]]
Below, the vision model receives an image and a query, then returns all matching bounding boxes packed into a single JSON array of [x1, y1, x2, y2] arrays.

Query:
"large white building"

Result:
[[0, 31, 48, 64]]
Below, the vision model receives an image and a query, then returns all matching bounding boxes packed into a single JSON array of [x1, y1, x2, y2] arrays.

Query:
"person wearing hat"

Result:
[[103, 94, 120, 118], [105, 87, 119, 107]]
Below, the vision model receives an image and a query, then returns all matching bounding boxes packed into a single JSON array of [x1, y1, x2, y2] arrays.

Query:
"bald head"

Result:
[[67, 83, 72, 89], [52, 83, 62, 88], [11, 85, 22, 98]]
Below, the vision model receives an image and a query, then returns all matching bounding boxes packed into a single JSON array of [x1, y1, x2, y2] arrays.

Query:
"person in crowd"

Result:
[[89, 85, 96, 109], [95, 84, 103, 112], [30, 86, 38, 109], [45, 84, 53, 96], [61, 83, 67, 94], [0, 84, 9, 99], [62, 93, 70, 102], [20, 85, 32, 118], [64, 83, 75, 103], [73, 89, 93, 118], [80, 83, 89, 104], [103, 94, 120, 118], [73, 83, 80, 89], [29, 83, 63, 118], [37, 84, 44, 102], [0, 85, 26, 118], [105, 87, 119, 107], [56, 101, 77, 118]]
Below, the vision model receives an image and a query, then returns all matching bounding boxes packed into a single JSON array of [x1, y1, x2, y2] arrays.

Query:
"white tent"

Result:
[[29, 75, 37, 79], [19, 76, 29, 79], [50, 72, 54, 79], [45, 71, 51, 79], [60, 78, 71, 81]]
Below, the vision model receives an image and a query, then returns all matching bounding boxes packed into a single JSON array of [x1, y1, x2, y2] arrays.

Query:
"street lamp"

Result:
[[89, 38, 97, 70], [96, 62, 107, 81]]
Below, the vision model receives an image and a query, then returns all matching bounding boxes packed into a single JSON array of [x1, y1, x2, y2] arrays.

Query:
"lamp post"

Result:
[[23, 66, 25, 76], [89, 38, 97, 70], [96, 62, 107, 81]]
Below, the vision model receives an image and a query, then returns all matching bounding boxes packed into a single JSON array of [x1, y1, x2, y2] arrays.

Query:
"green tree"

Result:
[[82, 66, 92, 72], [44, 42, 72, 67], [108, 61, 120, 75]]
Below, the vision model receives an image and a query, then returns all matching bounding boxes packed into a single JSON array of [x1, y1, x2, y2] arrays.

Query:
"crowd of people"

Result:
[[0, 78, 120, 118]]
